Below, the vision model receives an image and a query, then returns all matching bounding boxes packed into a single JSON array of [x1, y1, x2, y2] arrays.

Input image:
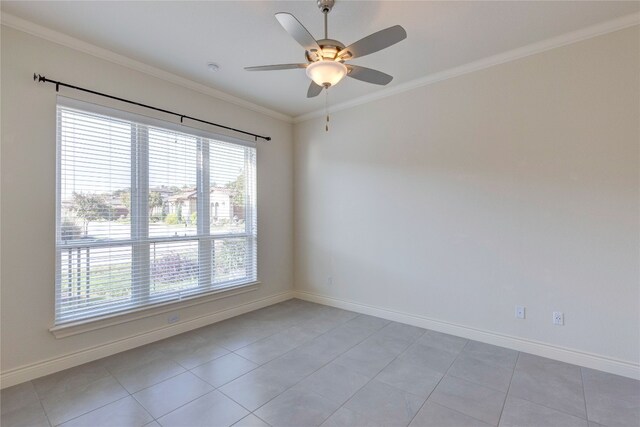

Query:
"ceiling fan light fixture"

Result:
[[246, 2, 406, 98], [321, 46, 339, 59], [306, 60, 347, 87]]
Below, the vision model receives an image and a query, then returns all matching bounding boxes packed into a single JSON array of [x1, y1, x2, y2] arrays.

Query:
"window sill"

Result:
[[49, 281, 261, 338]]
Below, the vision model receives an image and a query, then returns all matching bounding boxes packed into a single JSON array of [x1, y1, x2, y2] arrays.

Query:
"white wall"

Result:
[[294, 27, 639, 371], [1, 26, 293, 378], [2, 21, 638, 383]]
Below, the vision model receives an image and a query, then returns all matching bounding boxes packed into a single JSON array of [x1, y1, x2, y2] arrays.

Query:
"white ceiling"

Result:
[[2, 1, 638, 118]]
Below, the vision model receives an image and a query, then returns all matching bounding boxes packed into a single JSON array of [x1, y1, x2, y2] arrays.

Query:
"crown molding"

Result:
[[3, 10, 637, 125], [0, 12, 294, 124], [294, 12, 640, 123]]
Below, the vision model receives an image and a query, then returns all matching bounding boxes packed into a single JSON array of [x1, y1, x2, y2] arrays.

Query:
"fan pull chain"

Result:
[[325, 90, 329, 132]]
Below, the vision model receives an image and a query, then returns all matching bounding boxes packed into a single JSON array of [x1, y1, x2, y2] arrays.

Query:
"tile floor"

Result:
[[1, 299, 639, 427]]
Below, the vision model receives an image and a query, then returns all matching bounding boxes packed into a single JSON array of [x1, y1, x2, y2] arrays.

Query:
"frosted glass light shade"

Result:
[[306, 61, 348, 87]]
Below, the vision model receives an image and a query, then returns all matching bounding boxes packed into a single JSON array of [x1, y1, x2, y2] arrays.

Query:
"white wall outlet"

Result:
[[515, 306, 526, 319], [553, 311, 564, 325], [327, 276, 333, 286], [168, 313, 180, 324]]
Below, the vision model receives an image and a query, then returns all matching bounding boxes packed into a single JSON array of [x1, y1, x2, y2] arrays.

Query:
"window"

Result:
[[56, 98, 257, 325]]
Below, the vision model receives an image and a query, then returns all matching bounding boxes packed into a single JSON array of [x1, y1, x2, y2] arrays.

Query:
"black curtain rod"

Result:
[[33, 73, 271, 142]]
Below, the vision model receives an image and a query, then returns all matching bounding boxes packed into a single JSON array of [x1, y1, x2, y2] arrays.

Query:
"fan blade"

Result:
[[338, 25, 407, 60], [275, 13, 321, 53], [307, 81, 323, 98], [245, 64, 307, 71], [347, 65, 393, 85]]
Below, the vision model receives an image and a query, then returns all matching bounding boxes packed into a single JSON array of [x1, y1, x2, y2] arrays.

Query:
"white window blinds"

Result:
[[56, 99, 257, 324]]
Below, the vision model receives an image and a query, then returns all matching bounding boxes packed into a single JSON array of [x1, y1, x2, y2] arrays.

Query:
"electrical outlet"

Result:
[[515, 306, 526, 319], [553, 311, 564, 326], [327, 276, 333, 286], [168, 313, 180, 324]]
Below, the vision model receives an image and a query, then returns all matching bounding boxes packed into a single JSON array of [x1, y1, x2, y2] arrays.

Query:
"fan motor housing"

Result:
[[306, 39, 346, 62]]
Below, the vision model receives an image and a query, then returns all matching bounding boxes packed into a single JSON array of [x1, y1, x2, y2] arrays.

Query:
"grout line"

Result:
[[501, 393, 592, 423], [263, 319, 391, 408], [141, 318, 298, 423], [151, 389, 221, 424], [133, 374, 220, 421], [445, 354, 516, 394], [24, 303, 307, 427], [104, 360, 186, 395], [58, 329, 257, 424], [496, 357, 592, 422], [210, 311, 345, 414], [229, 319, 301, 354], [187, 312, 288, 354], [33, 380, 55, 427], [21, 301, 611, 426], [406, 335, 471, 427], [213, 309, 362, 411], [51, 394, 134, 426], [233, 413, 273, 427], [172, 348, 231, 371], [429, 401, 499, 425], [215, 386, 257, 414], [222, 306, 315, 351], [189, 361, 261, 391], [38, 368, 138, 426], [580, 367, 590, 422], [319, 327, 430, 425], [229, 320, 326, 364], [218, 313, 387, 414], [250, 413, 272, 426], [229, 351, 262, 365], [497, 351, 520, 425]]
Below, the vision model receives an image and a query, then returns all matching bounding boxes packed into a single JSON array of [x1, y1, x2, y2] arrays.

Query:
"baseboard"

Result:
[[294, 290, 640, 380], [0, 291, 295, 389], [4, 289, 637, 387]]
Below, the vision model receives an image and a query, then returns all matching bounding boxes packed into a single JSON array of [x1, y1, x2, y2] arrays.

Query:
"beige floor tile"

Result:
[[110, 357, 186, 393], [132, 371, 213, 418], [41, 375, 128, 426], [190, 353, 257, 387], [0, 401, 50, 427], [410, 401, 492, 427], [59, 396, 152, 427], [345, 380, 425, 426], [0, 382, 40, 415], [231, 414, 271, 427], [157, 390, 248, 427], [33, 360, 111, 401], [429, 375, 506, 425], [255, 388, 341, 427]]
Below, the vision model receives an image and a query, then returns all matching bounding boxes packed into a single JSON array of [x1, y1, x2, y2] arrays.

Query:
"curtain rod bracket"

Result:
[[32, 72, 271, 142]]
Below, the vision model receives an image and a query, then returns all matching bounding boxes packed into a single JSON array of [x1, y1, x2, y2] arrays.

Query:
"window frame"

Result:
[[54, 96, 259, 328]]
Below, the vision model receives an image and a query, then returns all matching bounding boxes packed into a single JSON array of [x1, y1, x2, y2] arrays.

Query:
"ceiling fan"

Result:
[[245, 0, 407, 98]]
